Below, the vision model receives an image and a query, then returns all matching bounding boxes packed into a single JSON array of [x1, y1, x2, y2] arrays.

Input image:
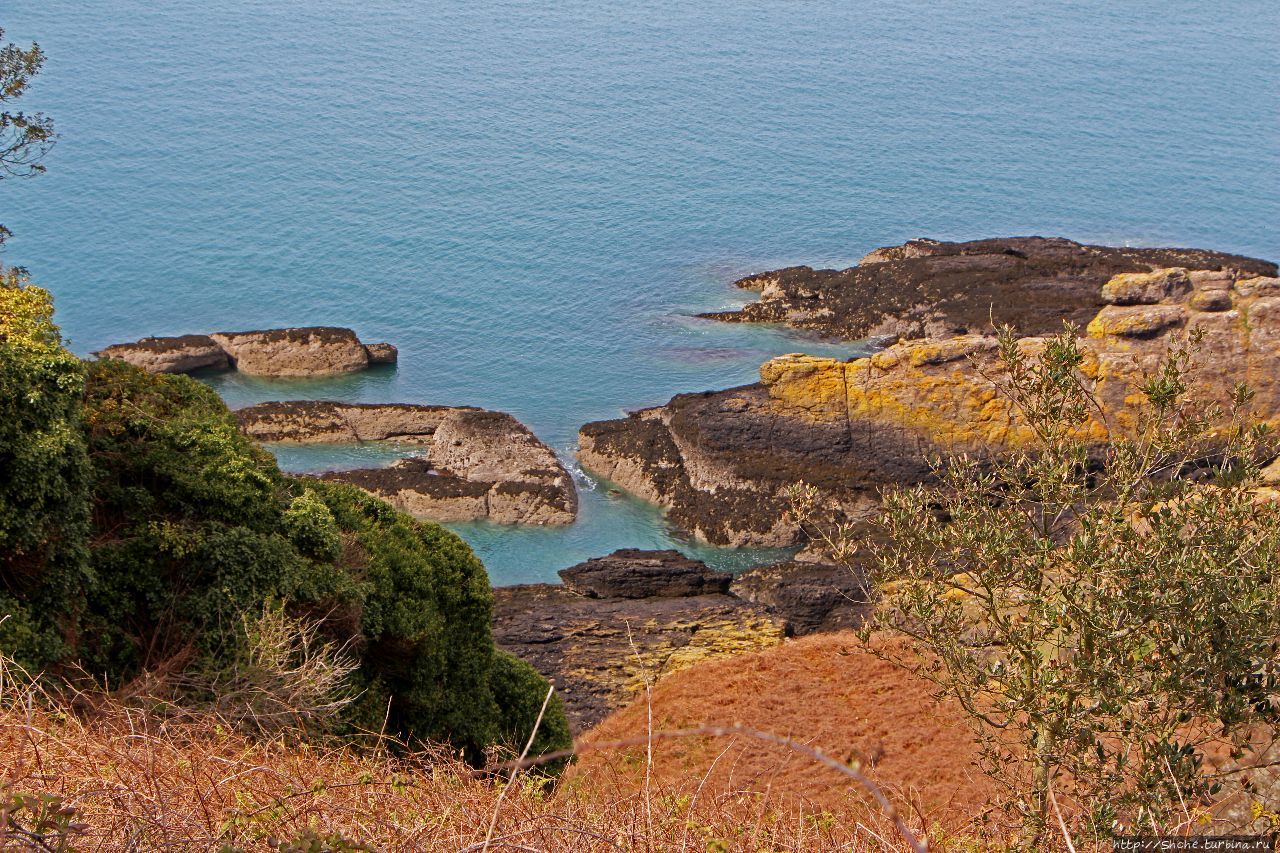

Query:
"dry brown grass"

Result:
[[0, 656, 933, 852]]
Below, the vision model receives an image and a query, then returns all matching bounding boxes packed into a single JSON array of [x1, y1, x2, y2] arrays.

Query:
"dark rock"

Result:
[[559, 549, 732, 599], [492, 582, 786, 730], [363, 342, 398, 364], [732, 560, 870, 635], [701, 236, 1276, 341]]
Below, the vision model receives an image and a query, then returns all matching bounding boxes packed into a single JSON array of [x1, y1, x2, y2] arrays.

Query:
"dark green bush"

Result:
[[489, 649, 574, 774], [0, 275, 569, 765], [0, 272, 91, 669]]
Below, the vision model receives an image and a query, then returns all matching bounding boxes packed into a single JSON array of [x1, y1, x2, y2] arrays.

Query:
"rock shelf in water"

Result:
[[96, 326, 397, 377], [237, 401, 577, 526], [701, 236, 1275, 341]]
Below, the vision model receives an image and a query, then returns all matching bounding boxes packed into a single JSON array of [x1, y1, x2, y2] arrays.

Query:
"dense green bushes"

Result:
[[0, 274, 571, 766]]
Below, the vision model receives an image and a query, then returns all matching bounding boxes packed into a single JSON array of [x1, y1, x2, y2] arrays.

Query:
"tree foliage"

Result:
[[796, 324, 1280, 845], [0, 26, 56, 245]]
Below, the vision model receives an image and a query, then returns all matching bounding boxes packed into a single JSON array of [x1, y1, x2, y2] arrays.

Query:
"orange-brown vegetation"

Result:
[[0, 641, 954, 852], [576, 632, 994, 834]]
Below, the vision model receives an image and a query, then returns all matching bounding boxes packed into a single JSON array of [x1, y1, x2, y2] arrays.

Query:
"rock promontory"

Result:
[[96, 327, 397, 377], [236, 401, 577, 526], [702, 236, 1276, 341], [585, 259, 1280, 546]]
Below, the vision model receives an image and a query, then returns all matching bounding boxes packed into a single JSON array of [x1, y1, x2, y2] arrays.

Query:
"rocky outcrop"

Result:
[[493, 553, 786, 728], [96, 327, 396, 377], [237, 401, 455, 444], [701, 237, 1275, 341], [238, 401, 577, 526], [494, 548, 870, 727], [583, 263, 1280, 546], [559, 549, 732, 598]]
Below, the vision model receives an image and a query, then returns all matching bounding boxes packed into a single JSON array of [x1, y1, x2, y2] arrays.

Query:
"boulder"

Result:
[[731, 560, 869, 635], [208, 327, 370, 376], [1100, 268, 1192, 305], [559, 549, 732, 599], [701, 236, 1274, 341], [363, 342, 398, 364], [94, 334, 230, 374]]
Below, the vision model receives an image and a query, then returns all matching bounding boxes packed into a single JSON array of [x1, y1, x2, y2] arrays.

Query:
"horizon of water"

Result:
[[4, 1, 1277, 584]]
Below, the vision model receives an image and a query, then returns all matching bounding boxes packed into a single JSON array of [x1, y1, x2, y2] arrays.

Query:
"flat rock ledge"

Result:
[[702, 236, 1275, 341], [95, 327, 396, 377], [559, 549, 731, 598], [493, 550, 864, 729], [237, 401, 577, 526]]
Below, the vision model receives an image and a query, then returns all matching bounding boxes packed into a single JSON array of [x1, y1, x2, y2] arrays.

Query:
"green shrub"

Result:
[[0, 280, 568, 765], [489, 649, 574, 774], [0, 272, 91, 669]]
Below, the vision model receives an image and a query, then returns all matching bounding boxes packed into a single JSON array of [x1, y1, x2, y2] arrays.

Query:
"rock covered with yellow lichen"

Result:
[[580, 258, 1280, 547]]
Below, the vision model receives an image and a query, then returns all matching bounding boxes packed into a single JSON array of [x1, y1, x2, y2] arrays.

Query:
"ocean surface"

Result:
[[4, 1, 1277, 584]]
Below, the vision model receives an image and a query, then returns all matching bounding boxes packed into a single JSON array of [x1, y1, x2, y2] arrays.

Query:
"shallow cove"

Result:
[[203, 320, 866, 585], [5, 0, 1276, 583]]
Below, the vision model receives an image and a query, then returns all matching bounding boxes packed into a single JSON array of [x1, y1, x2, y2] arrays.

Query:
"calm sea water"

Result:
[[4, 1, 1277, 583]]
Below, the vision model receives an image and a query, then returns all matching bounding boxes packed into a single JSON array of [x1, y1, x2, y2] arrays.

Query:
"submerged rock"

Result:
[[237, 401, 577, 526], [701, 236, 1274, 341], [96, 326, 396, 377]]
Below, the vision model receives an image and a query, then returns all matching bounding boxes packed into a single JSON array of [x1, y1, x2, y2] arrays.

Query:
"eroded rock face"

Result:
[[237, 401, 457, 444], [96, 327, 397, 377], [583, 262, 1280, 546], [559, 549, 732, 599], [702, 237, 1275, 341], [237, 401, 577, 526]]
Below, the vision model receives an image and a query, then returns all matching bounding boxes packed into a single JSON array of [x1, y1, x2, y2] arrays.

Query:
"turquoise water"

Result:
[[4, 1, 1277, 583]]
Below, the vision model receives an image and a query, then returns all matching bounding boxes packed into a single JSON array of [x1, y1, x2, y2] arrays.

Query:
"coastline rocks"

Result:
[[583, 262, 1280, 546], [493, 549, 865, 728], [96, 327, 396, 377], [237, 401, 577, 526], [493, 553, 787, 728], [559, 549, 732, 598], [237, 400, 455, 443], [701, 236, 1275, 341]]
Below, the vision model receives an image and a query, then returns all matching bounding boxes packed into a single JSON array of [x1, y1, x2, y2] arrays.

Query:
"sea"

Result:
[[3, 0, 1277, 584]]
